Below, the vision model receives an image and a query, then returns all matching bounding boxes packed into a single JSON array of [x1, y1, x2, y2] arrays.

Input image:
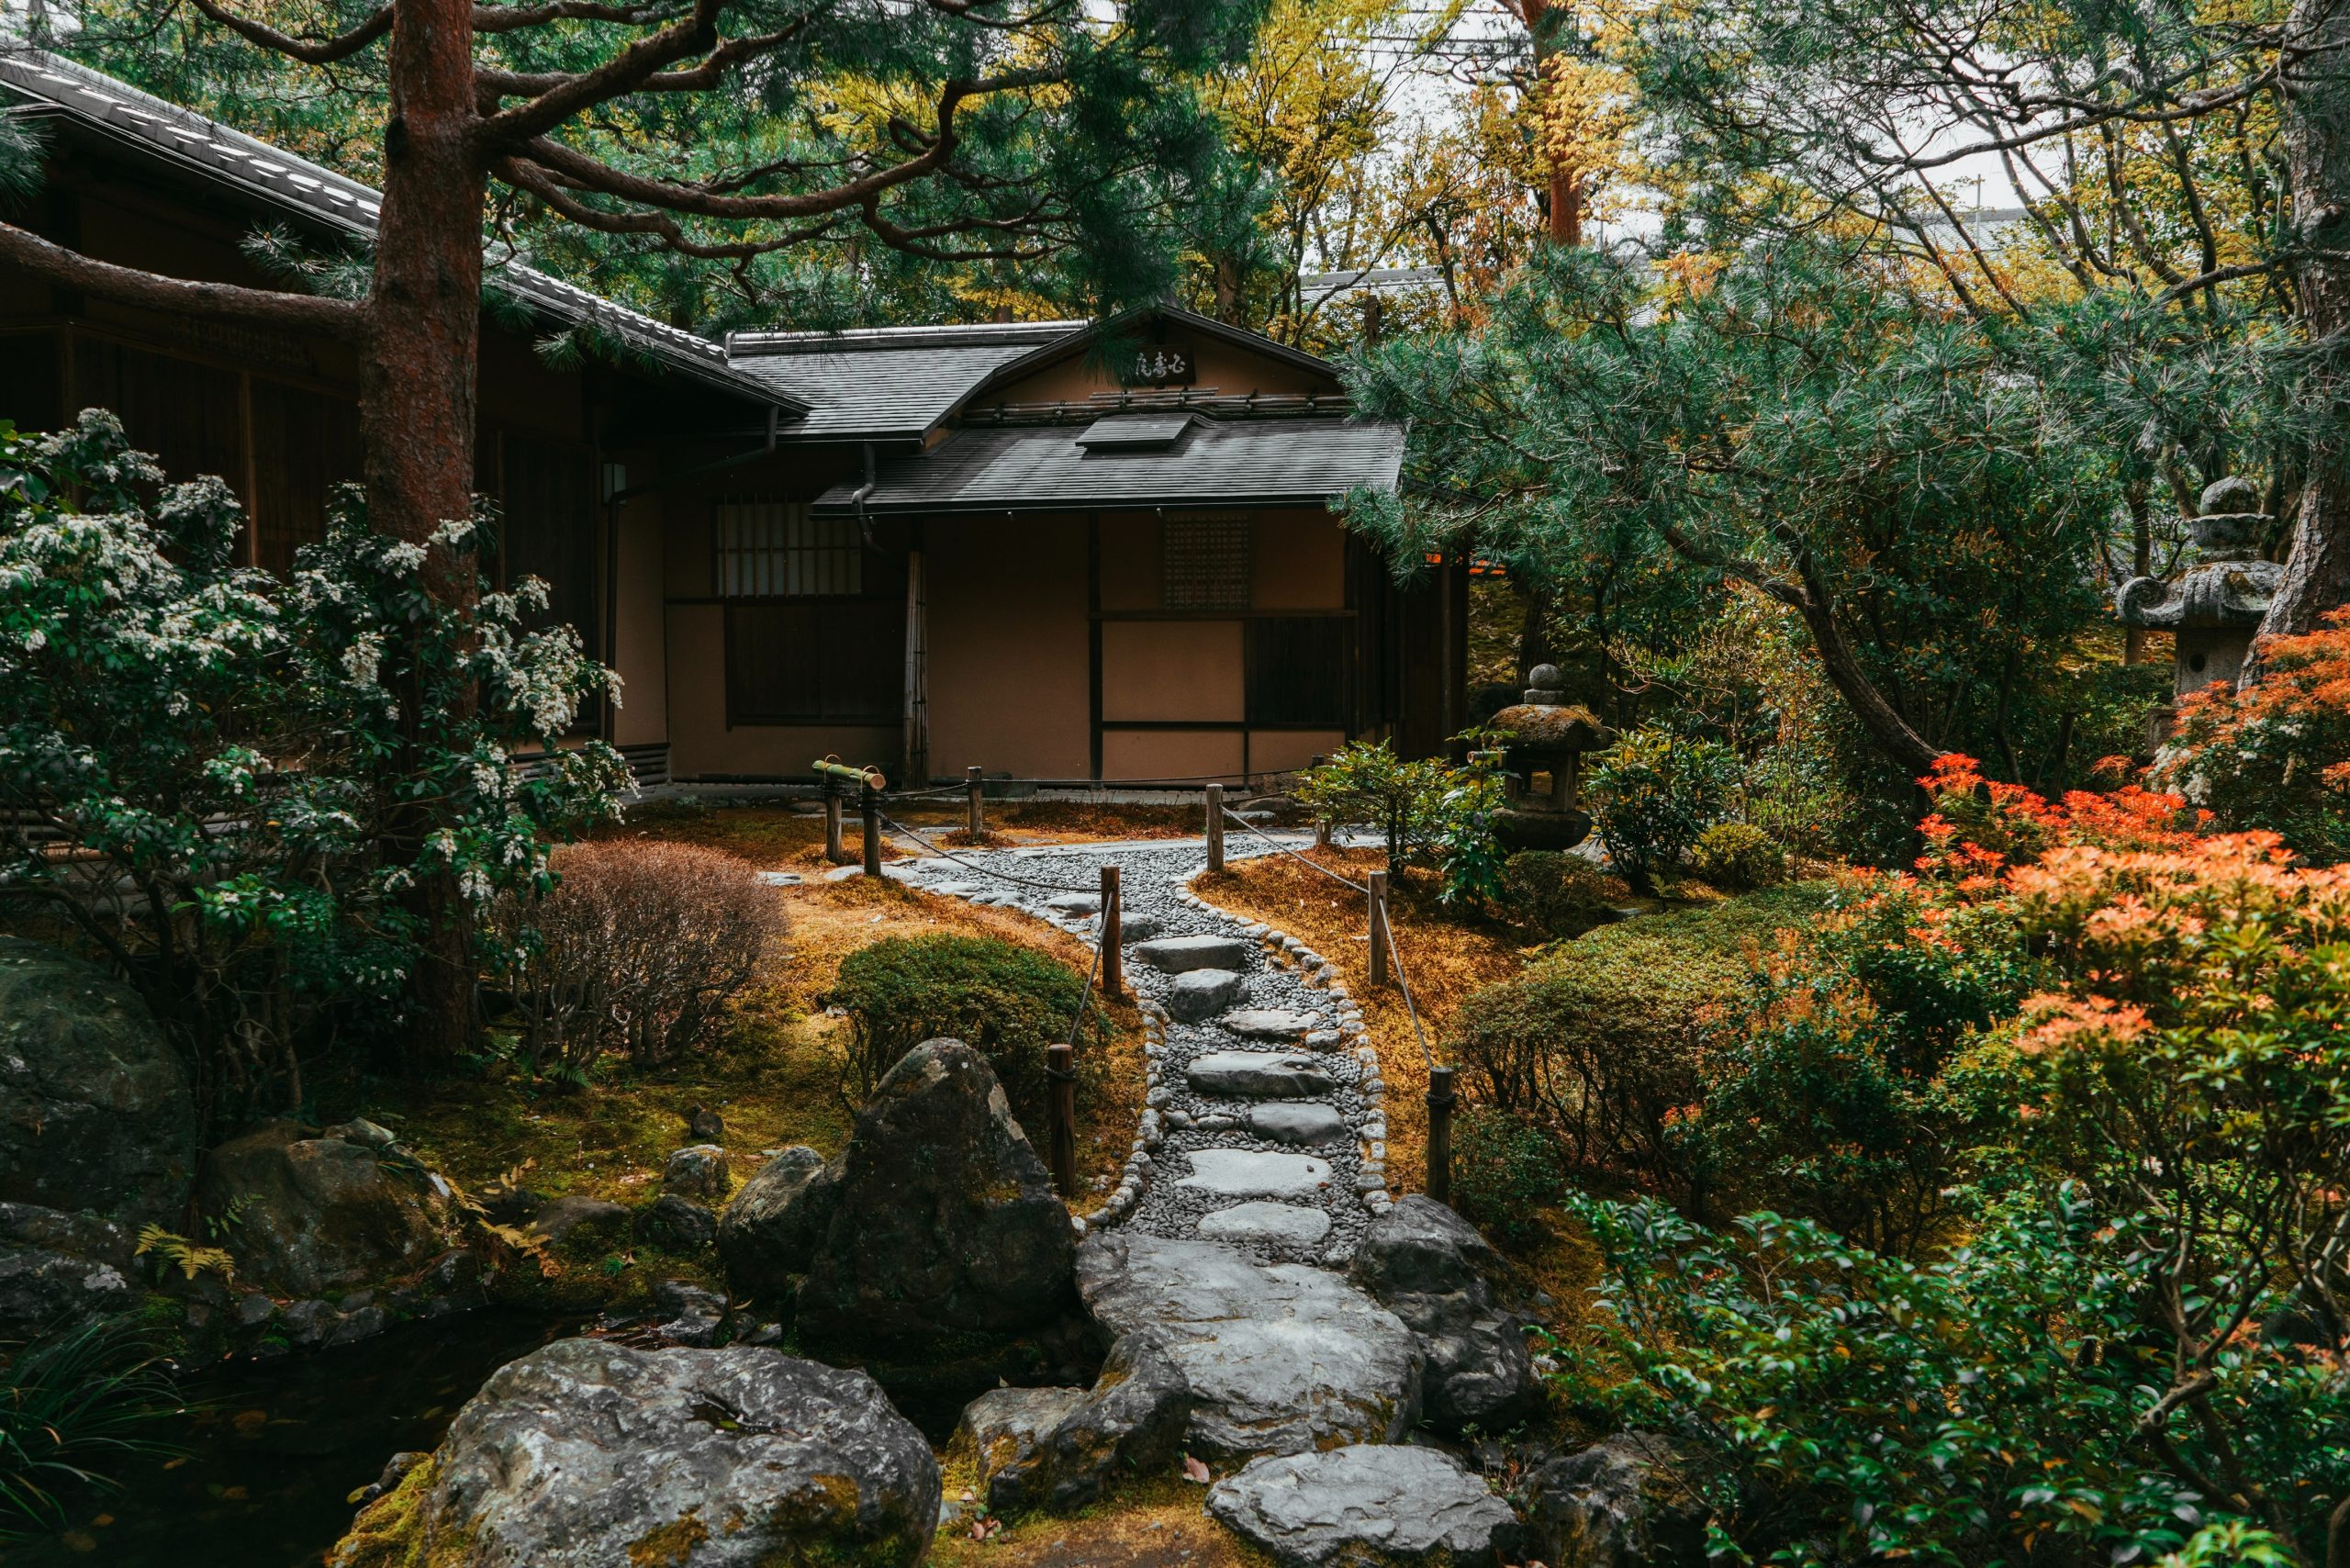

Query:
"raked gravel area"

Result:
[[884, 834, 1394, 1268]]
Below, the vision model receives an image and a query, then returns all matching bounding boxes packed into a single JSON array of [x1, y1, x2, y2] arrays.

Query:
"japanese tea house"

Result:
[[0, 48, 1468, 788]]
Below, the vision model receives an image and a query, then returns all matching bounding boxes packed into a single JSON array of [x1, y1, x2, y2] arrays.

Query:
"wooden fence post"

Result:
[[1101, 864, 1124, 1001], [823, 778, 845, 864], [1046, 1041, 1079, 1198], [1205, 783, 1225, 872], [1426, 1064, 1456, 1207], [1311, 755, 1331, 848], [860, 778, 883, 878], [967, 765, 985, 839], [1368, 869, 1390, 989]]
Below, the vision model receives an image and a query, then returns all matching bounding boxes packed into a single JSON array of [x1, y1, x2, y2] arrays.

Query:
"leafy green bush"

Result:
[[1586, 726, 1740, 890], [0, 413, 622, 1125], [826, 934, 1108, 1120], [1448, 1105, 1566, 1251], [1687, 823, 1784, 890], [1500, 850, 1619, 938], [1297, 741, 1506, 903]]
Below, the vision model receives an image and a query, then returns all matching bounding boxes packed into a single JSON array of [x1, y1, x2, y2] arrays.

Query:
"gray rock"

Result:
[[662, 1145, 732, 1202], [798, 1040, 1075, 1352], [1078, 1234, 1419, 1459], [1134, 934, 1250, 973], [1117, 911, 1169, 944], [324, 1118, 398, 1150], [958, 1385, 1087, 1504], [1349, 1195, 1531, 1433], [197, 1122, 455, 1297], [959, 1326, 1193, 1516], [1045, 893, 1101, 915], [1176, 1149, 1332, 1200], [1520, 1433, 1708, 1568], [1196, 1203, 1332, 1249], [1187, 1051, 1336, 1100], [716, 1146, 835, 1306], [0, 1204, 136, 1340], [331, 1338, 938, 1567], [1205, 1444, 1520, 1566], [685, 1105, 726, 1142], [525, 1195, 630, 1247], [1167, 969, 1248, 1022], [1245, 1103, 1348, 1145], [0, 938, 196, 1227], [1218, 1009, 1315, 1041], [634, 1193, 719, 1253]]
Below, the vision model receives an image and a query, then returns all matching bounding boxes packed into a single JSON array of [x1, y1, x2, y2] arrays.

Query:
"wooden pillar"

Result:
[[1046, 1042, 1079, 1198], [860, 779, 882, 878], [1368, 869, 1390, 989], [1425, 1065, 1456, 1207], [1205, 783, 1225, 872], [1101, 864, 1124, 1002], [966, 765, 985, 839], [823, 779, 845, 864]]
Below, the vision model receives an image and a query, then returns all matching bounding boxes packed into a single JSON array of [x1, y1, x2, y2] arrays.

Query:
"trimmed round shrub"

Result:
[[825, 934, 1108, 1121], [1501, 850, 1619, 939], [1690, 823, 1786, 890]]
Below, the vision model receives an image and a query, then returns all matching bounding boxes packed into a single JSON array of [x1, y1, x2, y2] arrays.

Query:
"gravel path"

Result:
[[884, 834, 1395, 1268]]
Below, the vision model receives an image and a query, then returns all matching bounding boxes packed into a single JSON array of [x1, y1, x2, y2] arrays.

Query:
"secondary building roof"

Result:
[[724, 321, 1084, 441], [0, 47, 800, 413], [811, 414, 1405, 517]]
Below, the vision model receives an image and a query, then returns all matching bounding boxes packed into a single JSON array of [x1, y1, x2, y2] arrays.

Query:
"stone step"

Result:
[[1135, 934, 1251, 973], [1186, 1051, 1337, 1100], [1217, 1008, 1315, 1042], [1244, 1103, 1348, 1145], [1175, 1148, 1332, 1199], [1196, 1202, 1333, 1248], [1166, 969, 1248, 1022]]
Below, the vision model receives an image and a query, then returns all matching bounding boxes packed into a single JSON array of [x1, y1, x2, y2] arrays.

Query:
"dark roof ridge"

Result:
[[726, 320, 1086, 355], [0, 45, 800, 411]]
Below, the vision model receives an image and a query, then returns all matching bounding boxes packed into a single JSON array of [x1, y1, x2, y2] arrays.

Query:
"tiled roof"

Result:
[[810, 415, 1404, 515], [724, 321, 1084, 440], [0, 47, 798, 410]]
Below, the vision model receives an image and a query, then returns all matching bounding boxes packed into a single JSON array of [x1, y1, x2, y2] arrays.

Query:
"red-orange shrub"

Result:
[[2163, 606, 2350, 864]]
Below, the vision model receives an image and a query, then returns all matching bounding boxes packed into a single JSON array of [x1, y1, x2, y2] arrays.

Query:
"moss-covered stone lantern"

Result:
[[2115, 477, 2283, 728], [1486, 664, 1617, 852]]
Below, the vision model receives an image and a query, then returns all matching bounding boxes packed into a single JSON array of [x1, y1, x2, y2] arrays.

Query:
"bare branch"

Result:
[[185, 0, 392, 64], [0, 221, 369, 342]]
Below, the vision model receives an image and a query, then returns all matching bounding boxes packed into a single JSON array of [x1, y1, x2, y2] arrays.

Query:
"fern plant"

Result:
[[132, 1225, 236, 1285]]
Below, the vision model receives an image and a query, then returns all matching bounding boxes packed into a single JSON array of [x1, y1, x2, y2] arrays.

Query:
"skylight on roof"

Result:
[[1076, 412, 1198, 451]]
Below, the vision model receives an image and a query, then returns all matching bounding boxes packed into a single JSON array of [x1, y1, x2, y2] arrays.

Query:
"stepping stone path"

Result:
[[886, 835, 1392, 1263]]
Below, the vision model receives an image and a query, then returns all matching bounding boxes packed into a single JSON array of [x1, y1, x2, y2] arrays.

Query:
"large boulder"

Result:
[[958, 1327, 1193, 1515], [330, 1338, 937, 1568], [197, 1122, 455, 1298], [1518, 1433, 1709, 1568], [716, 1145, 837, 1305], [797, 1039, 1076, 1352], [0, 1203, 137, 1340], [1206, 1444, 1520, 1567], [1078, 1233, 1419, 1460], [0, 937, 195, 1226], [1349, 1195, 1531, 1432]]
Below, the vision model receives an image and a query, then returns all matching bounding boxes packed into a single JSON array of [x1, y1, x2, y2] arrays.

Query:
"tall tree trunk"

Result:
[[365, 0, 486, 1068], [2257, 0, 2350, 659]]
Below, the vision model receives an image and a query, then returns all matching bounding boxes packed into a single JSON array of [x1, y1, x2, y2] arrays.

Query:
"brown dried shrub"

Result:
[[492, 840, 785, 1074]]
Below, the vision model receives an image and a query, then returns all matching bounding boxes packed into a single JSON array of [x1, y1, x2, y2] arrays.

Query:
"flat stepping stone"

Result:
[[1207, 1445, 1518, 1566], [1197, 1203, 1332, 1249], [1045, 893, 1100, 915], [1219, 1008, 1315, 1041], [1077, 1234, 1419, 1459], [1167, 969, 1248, 1022], [1188, 1051, 1336, 1099], [1176, 1149, 1332, 1199], [1245, 1103, 1347, 1145], [1118, 911, 1169, 944], [1136, 934, 1251, 973]]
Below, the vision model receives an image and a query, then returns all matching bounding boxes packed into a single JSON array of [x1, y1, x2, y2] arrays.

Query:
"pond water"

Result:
[[2, 1312, 576, 1568]]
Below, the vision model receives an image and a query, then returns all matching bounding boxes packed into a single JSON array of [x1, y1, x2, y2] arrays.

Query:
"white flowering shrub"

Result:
[[0, 411, 626, 1129]]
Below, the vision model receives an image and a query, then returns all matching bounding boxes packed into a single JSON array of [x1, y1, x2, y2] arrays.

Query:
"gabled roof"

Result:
[[0, 47, 800, 412], [810, 415, 1404, 517], [963, 305, 1346, 408], [723, 320, 1083, 441]]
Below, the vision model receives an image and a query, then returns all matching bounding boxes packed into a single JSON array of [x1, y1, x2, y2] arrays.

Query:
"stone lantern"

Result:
[[2115, 476, 2284, 722], [1485, 664, 1617, 852]]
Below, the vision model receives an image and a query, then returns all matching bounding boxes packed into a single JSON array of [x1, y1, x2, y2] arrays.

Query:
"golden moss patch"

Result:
[[626, 1509, 710, 1567]]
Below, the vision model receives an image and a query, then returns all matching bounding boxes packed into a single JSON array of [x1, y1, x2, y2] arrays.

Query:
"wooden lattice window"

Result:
[[715, 500, 861, 598], [1162, 514, 1251, 611]]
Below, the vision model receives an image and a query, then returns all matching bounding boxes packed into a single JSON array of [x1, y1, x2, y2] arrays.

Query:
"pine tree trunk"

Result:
[[2256, 0, 2350, 659], [364, 0, 486, 1069]]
